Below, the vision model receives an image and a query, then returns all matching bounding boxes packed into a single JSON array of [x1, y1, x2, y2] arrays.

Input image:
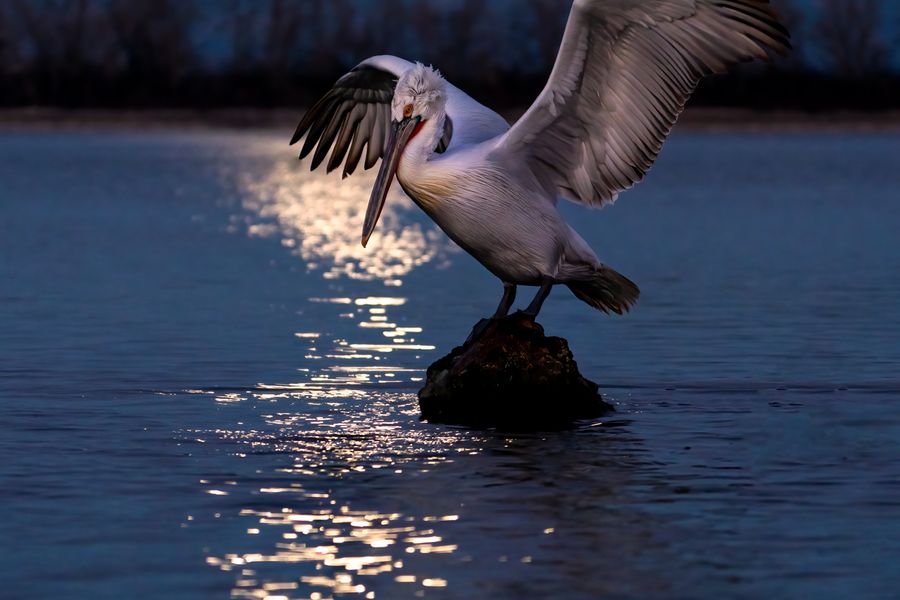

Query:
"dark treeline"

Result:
[[0, 0, 898, 110]]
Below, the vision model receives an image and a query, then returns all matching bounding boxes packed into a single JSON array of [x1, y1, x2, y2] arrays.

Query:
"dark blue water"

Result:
[[1, 130, 899, 599]]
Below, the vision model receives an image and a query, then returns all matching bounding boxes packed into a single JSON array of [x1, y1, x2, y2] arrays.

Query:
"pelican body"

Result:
[[292, 0, 789, 319]]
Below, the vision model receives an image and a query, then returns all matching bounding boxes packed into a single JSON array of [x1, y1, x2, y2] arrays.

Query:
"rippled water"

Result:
[[2, 131, 899, 599]]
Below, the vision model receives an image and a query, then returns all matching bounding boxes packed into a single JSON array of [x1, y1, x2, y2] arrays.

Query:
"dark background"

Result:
[[0, 0, 898, 111]]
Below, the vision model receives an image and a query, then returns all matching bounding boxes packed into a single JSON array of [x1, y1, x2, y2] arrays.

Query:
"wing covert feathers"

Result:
[[497, 0, 790, 208]]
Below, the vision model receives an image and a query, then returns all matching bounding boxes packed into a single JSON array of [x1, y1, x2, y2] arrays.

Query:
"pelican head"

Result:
[[362, 64, 446, 247], [390, 63, 447, 123]]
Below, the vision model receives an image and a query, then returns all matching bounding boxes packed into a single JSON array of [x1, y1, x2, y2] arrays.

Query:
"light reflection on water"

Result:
[[270, 294, 435, 395], [187, 380, 645, 599], [210, 503, 457, 598], [236, 162, 451, 287], [201, 150, 474, 598], [191, 390, 491, 599]]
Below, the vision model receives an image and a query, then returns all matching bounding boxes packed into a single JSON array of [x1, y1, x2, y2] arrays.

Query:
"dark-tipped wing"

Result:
[[291, 58, 456, 178], [493, 0, 790, 207], [291, 63, 397, 178]]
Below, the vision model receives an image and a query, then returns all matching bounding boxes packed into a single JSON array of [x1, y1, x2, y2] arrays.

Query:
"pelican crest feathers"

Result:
[[391, 63, 447, 122]]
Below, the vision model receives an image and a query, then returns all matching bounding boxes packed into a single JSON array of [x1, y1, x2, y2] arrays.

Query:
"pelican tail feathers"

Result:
[[567, 268, 640, 315]]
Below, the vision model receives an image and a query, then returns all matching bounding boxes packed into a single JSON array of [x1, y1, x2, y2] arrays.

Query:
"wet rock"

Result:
[[418, 313, 613, 429]]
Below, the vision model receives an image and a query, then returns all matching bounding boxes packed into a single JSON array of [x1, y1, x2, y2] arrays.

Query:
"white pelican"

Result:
[[291, 0, 789, 320]]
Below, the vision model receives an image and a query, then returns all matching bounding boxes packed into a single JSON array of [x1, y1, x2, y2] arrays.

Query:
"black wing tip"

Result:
[[289, 127, 304, 146], [290, 92, 335, 148], [290, 112, 315, 147], [309, 152, 326, 171], [291, 62, 398, 171]]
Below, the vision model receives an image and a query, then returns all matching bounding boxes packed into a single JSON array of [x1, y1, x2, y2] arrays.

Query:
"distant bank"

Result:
[[2, 107, 900, 134]]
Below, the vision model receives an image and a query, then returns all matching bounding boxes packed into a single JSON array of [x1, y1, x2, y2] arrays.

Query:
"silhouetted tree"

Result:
[[105, 0, 198, 97], [771, 0, 805, 68], [489, 2, 542, 74], [446, 0, 494, 81], [0, 0, 896, 110], [0, 3, 15, 75], [225, 0, 262, 72], [369, 0, 413, 57], [262, 0, 305, 74], [10, 0, 115, 103], [813, 0, 888, 78], [531, 0, 571, 73]]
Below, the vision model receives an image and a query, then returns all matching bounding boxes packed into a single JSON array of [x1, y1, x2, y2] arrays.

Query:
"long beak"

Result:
[[362, 116, 421, 247]]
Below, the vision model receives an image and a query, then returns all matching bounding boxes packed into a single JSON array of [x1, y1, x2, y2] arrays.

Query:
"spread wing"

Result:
[[492, 0, 790, 207], [290, 61, 399, 178], [291, 55, 507, 178]]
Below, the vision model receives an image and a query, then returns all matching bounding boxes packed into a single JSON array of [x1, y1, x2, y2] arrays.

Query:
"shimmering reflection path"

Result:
[[198, 138, 472, 598], [180, 387, 900, 600], [190, 392, 479, 599], [233, 154, 452, 287], [4, 132, 900, 599]]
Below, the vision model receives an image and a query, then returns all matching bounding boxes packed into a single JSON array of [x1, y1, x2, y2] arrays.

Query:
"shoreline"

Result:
[[1, 107, 899, 133]]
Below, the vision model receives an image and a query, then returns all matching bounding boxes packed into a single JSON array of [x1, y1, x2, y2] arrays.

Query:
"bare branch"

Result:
[[813, 0, 889, 78]]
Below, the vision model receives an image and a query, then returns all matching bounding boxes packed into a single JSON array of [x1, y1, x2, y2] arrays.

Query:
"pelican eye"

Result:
[[403, 104, 414, 119]]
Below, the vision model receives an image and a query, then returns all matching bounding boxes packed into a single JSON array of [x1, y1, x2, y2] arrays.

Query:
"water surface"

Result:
[[1, 131, 899, 599]]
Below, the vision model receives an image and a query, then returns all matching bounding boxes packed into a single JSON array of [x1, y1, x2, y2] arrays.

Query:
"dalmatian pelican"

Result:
[[291, 0, 789, 319]]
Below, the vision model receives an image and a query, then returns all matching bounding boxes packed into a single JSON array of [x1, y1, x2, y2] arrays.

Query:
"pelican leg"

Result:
[[466, 283, 518, 344], [522, 279, 554, 319], [493, 283, 517, 318]]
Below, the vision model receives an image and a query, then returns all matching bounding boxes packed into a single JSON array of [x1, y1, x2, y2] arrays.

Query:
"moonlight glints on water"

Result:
[[292, 0, 789, 321]]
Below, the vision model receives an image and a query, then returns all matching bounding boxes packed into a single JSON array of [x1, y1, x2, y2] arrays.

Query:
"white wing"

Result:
[[491, 0, 790, 207], [291, 55, 508, 178]]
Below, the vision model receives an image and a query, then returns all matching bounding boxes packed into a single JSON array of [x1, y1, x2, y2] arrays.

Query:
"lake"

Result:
[[1, 130, 899, 599]]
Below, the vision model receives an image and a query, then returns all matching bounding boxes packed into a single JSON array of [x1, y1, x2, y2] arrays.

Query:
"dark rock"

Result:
[[418, 313, 613, 430]]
